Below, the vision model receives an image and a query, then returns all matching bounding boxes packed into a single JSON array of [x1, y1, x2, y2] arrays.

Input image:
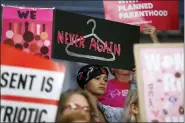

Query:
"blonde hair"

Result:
[[56, 88, 94, 122], [122, 89, 139, 122]]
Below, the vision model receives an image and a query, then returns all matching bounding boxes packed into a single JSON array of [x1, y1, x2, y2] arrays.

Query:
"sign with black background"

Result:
[[52, 9, 140, 70]]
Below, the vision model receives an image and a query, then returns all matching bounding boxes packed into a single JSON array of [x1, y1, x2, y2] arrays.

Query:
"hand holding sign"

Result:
[[142, 24, 159, 43], [142, 25, 156, 35]]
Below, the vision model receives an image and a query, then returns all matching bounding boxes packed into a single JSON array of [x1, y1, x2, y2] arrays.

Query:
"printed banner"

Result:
[[52, 9, 140, 70], [0, 44, 65, 122], [1, 5, 54, 59], [134, 43, 184, 122], [104, 0, 179, 30]]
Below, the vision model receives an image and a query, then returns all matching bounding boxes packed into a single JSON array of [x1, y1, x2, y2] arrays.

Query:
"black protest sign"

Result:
[[52, 9, 140, 70]]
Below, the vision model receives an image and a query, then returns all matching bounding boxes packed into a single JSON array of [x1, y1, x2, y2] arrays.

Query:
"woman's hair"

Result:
[[122, 89, 139, 122], [55, 88, 94, 122], [110, 68, 115, 76], [77, 64, 109, 88]]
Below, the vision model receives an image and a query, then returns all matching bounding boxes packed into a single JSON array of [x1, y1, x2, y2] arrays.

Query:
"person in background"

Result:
[[122, 89, 140, 122], [77, 64, 123, 122], [56, 89, 94, 122], [98, 24, 159, 108], [98, 68, 132, 107]]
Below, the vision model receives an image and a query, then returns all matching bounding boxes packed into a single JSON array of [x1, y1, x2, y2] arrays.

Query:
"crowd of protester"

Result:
[[55, 24, 160, 123]]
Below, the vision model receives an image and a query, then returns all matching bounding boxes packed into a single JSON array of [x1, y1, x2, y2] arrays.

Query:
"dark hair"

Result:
[[77, 64, 109, 88], [56, 88, 94, 122]]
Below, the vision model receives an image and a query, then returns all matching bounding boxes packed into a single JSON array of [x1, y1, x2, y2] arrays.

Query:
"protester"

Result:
[[98, 24, 159, 108], [77, 64, 123, 122], [56, 89, 94, 122], [98, 68, 132, 107], [122, 89, 140, 122]]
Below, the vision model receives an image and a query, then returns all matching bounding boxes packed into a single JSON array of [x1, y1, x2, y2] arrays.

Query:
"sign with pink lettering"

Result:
[[1, 5, 54, 59], [52, 9, 140, 70], [134, 43, 184, 122], [103, 0, 179, 30]]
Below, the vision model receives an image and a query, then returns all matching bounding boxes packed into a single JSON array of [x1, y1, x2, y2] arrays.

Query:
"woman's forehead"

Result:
[[67, 94, 89, 107], [97, 74, 107, 77]]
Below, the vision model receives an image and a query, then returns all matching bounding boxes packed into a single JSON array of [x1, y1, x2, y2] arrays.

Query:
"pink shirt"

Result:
[[98, 79, 130, 108]]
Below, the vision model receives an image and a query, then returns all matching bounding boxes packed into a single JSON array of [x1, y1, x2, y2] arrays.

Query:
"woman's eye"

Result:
[[94, 77, 100, 80]]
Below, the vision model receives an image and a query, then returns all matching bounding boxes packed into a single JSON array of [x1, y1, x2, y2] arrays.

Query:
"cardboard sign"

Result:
[[134, 43, 184, 122], [1, 5, 54, 59], [0, 44, 65, 122], [52, 9, 140, 70], [104, 0, 179, 30]]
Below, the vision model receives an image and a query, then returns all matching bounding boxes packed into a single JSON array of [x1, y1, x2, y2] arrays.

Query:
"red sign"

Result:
[[104, 0, 179, 30]]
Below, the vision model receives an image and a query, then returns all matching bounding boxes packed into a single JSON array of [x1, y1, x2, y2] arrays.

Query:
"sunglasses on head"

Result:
[[62, 103, 91, 113]]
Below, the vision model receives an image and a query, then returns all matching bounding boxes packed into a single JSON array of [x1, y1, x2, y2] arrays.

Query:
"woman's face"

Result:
[[86, 74, 107, 96], [112, 68, 132, 81], [113, 68, 131, 76], [62, 94, 91, 120]]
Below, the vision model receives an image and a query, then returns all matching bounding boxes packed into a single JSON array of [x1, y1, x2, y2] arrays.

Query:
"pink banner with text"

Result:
[[104, 0, 179, 30]]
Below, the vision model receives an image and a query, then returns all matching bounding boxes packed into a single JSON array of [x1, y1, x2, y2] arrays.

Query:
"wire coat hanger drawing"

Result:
[[65, 19, 116, 62]]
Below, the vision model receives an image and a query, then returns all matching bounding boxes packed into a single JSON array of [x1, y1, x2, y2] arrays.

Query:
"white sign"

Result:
[[1, 65, 65, 122]]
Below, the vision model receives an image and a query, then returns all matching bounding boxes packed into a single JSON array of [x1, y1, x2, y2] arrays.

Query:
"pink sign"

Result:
[[103, 0, 179, 30], [135, 44, 184, 122], [1, 5, 54, 59]]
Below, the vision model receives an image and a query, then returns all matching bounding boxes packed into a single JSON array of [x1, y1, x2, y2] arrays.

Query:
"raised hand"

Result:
[[142, 24, 159, 43]]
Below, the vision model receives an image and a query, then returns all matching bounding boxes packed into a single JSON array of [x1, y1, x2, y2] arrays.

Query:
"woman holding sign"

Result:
[[77, 64, 123, 122]]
